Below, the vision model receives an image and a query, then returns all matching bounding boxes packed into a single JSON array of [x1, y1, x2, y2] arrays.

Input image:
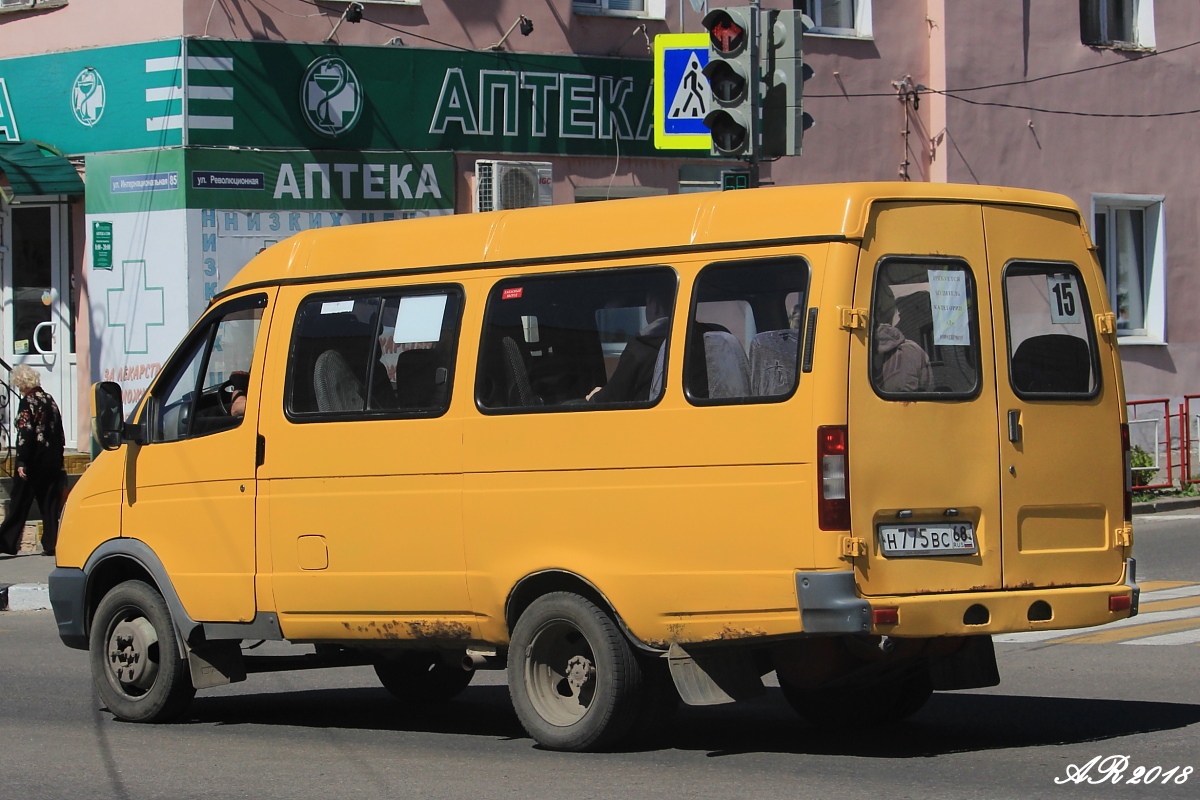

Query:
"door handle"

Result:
[[1008, 409, 1022, 443], [32, 321, 56, 355]]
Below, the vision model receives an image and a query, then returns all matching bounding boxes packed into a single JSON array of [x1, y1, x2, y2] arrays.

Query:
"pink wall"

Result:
[[768, 1, 933, 186], [184, 0, 685, 56], [0, 1, 182, 56]]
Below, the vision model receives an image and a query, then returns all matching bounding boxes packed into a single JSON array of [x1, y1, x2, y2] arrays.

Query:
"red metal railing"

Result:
[[1182, 395, 1200, 485], [1126, 398, 1175, 490]]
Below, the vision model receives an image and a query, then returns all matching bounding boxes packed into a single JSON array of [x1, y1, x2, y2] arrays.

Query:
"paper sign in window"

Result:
[[393, 294, 448, 344], [320, 300, 354, 315], [929, 270, 971, 346], [1047, 274, 1083, 324]]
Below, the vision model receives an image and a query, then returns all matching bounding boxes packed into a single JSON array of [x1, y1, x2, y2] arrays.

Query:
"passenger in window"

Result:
[[874, 284, 933, 393], [586, 289, 671, 403]]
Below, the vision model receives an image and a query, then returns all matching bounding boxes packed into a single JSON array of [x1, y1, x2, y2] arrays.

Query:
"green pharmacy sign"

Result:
[[92, 221, 113, 269]]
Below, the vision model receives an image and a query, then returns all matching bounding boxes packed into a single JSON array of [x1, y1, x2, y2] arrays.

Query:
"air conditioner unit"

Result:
[[474, 160, 553, 212]]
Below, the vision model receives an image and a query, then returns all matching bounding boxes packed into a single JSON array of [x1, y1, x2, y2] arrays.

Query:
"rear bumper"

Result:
[[862, 557, 1139, 638]]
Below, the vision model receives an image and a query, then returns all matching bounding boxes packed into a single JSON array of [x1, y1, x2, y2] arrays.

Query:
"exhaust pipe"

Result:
[[461, 650, 504, 671]]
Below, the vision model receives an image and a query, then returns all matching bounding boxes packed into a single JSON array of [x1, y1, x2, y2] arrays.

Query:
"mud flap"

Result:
[[667, 643, 764, 706], [187, 640, 248, 690], [928, 635, 1000, 691]]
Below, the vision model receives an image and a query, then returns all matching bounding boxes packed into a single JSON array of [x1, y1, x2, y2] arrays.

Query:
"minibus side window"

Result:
[[151, 296, 266, 442], [1003, 262, 1099, 398], [285, 286, 463, 420], [684, 258, 808, 404], [476, 267, 676, 411], [870, 259, 981, 400]]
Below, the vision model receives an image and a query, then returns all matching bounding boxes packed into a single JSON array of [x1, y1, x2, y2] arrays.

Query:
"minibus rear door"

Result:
[[984, 205, 1126, 590], [848, 202, 1005, 597]]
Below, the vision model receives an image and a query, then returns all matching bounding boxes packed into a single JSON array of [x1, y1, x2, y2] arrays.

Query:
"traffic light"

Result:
[[702, 7, 757, 158], [762, 10, 814, 157]]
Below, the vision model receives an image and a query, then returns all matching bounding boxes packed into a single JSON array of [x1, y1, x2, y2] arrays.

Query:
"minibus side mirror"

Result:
[[92, 381, 148, 450], [92, 382, 124, 451]]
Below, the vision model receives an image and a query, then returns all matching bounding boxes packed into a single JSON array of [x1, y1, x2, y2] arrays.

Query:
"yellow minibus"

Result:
[[50, 182, 1137, 751]]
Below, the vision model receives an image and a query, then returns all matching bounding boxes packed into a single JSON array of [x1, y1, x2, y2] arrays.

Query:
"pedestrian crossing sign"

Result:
[[653, 34, 713, 151]]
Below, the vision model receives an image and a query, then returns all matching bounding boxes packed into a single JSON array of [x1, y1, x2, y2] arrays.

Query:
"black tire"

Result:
[[625, 652, 680, 747], [779, 668, 932, 727], [508, 592, 646, 752], [373, 653, 473, 705], [89, 580, 195, 723]]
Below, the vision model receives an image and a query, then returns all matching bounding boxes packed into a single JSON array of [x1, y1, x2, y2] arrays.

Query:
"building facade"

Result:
[[0, 0, 1193, 450]]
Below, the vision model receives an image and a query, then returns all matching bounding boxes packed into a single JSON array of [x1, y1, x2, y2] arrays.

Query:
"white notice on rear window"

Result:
[[1047, 274, 1083, 324], [320, 301, 355, 315], [929, 270, 970, 346], [394, 294, 448, 344]]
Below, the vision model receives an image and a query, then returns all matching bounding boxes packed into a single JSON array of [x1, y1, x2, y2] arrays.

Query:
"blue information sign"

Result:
[[653, 34, 712, 151]]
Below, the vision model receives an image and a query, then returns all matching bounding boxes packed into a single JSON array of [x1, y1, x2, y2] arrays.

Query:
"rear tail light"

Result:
[[872, 607, 899, 625], [1121, 423, 1132, 522], [1109, 593, 1132, 613], [818, 425, 850, 530]]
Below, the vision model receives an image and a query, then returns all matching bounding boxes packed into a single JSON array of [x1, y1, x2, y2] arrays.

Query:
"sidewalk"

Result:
[[0, 522, 53, 611], [3, 495, 1198, 613]]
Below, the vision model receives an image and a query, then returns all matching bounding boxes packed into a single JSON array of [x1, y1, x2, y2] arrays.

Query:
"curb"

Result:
[[1132, 496, 1200, 515], [0, 583, 51, 611]]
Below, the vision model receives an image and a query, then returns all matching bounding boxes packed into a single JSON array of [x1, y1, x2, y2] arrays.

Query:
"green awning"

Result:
[[0, 141, 84, 198]]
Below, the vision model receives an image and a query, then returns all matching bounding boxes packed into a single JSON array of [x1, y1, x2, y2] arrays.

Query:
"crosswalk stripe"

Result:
[[994, 582, 1200, 645], [1138, 580, 1193, 594], [1124, 628, 1200, 646], [1057, 614, 1200, 645], [1140, 595, 1200, 613]]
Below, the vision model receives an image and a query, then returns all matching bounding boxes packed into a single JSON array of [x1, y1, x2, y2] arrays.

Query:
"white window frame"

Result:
[[1092, 194, 1166, 345], [573, 0, 666, 21], [0, 0, 68, 13], [1083, 0, 1156, 50], [805, 0, 872, 40]]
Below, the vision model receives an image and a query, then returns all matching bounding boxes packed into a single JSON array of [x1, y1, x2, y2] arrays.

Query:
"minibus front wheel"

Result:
[[89, 580, 195, 723], [508, 592, 648, 752]]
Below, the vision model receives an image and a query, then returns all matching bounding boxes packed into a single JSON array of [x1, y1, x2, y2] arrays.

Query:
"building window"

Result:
[[1080, 0, 1155, 49], [800, 0, 872, 38], [0, 0, 67, 11], [574, 0, 665, 20], [1093, 195, 1165, 342]]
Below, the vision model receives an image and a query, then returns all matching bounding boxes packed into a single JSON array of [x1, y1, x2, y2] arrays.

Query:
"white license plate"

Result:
[[877, 522, 978, 557]]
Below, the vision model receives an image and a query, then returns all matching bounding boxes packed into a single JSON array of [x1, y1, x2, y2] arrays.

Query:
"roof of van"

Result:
[[222, 181, 1083, 295]]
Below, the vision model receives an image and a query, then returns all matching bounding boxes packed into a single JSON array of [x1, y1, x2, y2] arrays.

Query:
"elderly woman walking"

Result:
[[0, 365, 66, 557]]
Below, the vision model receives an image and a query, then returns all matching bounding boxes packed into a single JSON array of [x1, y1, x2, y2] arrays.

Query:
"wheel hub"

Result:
[[564, 654, 594, 700], [107, 617, 160, 692]]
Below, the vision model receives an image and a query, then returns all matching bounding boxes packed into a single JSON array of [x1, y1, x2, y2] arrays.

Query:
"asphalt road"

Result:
[[1, 513, 1197, 800]]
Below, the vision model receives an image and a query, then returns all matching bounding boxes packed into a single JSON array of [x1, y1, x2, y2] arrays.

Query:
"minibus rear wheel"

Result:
[[508, 592, 645, 752], [373, 653, 473, 704], [89, 580, 195, 723], [778, 669, 932, 727]]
